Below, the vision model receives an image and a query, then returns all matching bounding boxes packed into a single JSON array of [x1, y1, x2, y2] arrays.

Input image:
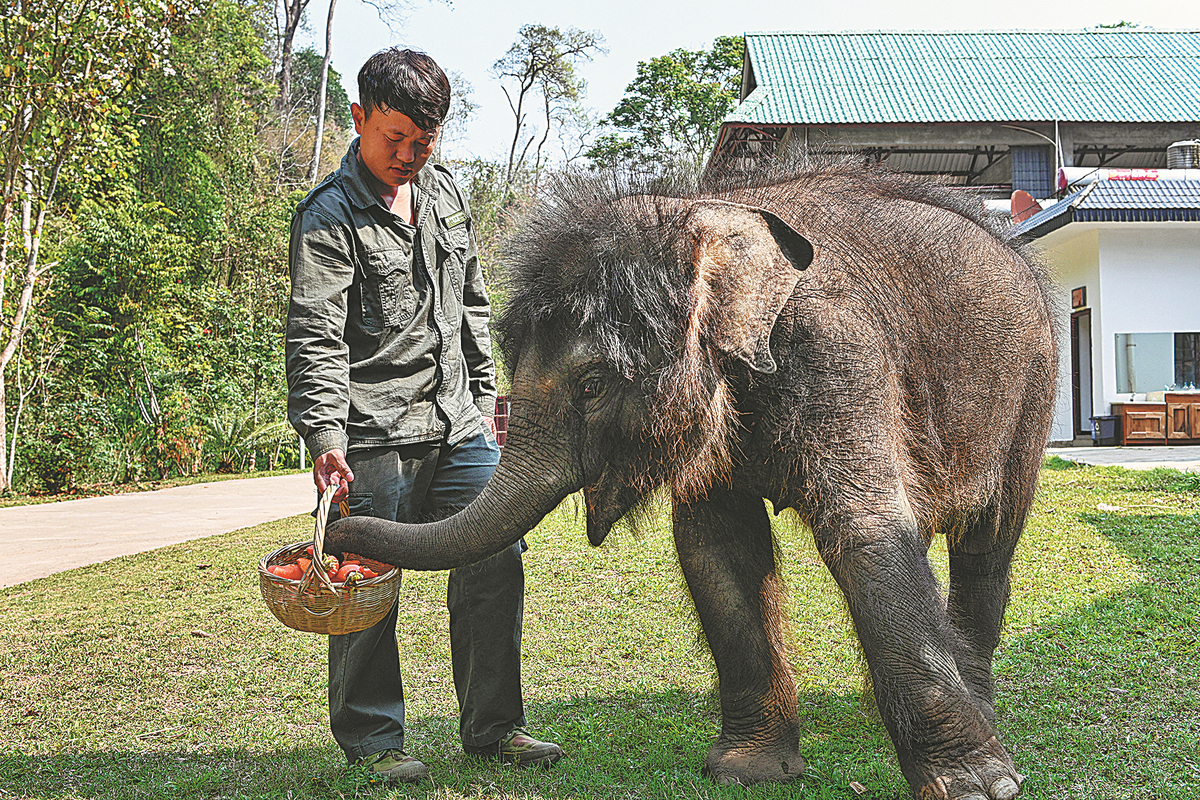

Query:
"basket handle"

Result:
[[299, 605, 339, 618], [299, 484, 340, 597]]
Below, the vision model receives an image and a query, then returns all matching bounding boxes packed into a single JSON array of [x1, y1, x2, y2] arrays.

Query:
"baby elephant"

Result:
[[328, 161, 1058, 798]]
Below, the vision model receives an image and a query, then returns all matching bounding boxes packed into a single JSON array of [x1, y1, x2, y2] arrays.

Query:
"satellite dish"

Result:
[[1010, 190, 1043, 224]]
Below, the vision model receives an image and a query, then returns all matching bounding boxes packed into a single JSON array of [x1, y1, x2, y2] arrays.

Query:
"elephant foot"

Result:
[[912, 737, 1024, 800], [702, 740, 806, 786]]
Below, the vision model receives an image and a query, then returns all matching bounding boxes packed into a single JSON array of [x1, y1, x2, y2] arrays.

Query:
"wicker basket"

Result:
[[259, 485, 400, 635]]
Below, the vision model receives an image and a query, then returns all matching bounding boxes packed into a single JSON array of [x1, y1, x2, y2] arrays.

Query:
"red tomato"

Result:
[[360, 568, 378, 579], [296, 557, 312, 574]]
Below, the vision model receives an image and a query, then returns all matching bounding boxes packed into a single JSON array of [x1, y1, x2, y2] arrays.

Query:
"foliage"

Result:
[[205, 408, 292, 473], [446, 156, 528, 277], [0, 465, 1198, 797], [587, 36, 744, 175], [0, 0, 198, 491], [17, 395, 111, 492], [0, 0, 302, 492], [492, 24, 606, 193]]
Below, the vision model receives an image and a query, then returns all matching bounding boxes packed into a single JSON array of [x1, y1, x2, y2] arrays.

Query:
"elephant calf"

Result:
[[328, 160, 1059, 798]]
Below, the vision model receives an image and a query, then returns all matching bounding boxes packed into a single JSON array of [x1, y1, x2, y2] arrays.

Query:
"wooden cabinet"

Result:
[[1112, 393, 1200, 445], [1113, 403, 1166, 442]]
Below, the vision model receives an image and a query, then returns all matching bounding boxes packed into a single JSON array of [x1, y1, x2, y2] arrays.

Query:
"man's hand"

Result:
[[313, 449, 354, 503]]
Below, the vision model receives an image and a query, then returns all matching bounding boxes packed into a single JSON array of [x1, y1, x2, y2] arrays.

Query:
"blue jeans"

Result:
[[328, 432, 527, 760]]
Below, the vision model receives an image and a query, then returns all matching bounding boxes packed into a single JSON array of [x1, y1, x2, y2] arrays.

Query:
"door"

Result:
[[1071, 310, 1094, 437]]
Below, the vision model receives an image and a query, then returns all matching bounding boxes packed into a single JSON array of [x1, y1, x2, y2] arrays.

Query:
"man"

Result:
[[285, 47, 561, 783]]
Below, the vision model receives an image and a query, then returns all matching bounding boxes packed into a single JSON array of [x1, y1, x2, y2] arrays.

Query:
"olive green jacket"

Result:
[[285, 141, 496, 459]]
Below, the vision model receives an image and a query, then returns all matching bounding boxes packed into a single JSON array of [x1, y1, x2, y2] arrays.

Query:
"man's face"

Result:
[[351, 102, 438, 188]]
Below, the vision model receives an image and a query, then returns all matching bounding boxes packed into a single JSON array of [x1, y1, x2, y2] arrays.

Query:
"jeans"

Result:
[[327, 432, 527, 761]]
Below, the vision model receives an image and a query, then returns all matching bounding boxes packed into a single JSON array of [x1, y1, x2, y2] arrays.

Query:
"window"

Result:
[[1116, 332, 1200, 392], [1178, 332, 1200, 388]]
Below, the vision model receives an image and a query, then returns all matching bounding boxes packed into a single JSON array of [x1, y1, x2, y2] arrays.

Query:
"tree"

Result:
[[587, 35, 743, 175], [0, 0, 194, 491], [307, 0, 339, 183], [492, 24, 605, 194], [274, 0, 310, 115], [434, 70, 478, 162], [291, 47, 351, 130]]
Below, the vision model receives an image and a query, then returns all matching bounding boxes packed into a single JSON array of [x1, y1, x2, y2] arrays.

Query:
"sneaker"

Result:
[[358, 749, 429, 783], [467, 727, 564, 767]]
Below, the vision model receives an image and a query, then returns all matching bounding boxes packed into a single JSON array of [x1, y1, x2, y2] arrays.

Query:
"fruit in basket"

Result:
[[335, 563, 364, 583], [322, 554, 340, 574], [296, 557, 312, 574], [268, 563, 303, 580]]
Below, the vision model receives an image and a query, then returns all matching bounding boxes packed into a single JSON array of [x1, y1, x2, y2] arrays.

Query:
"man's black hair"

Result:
[[357, 48, 450, 132]]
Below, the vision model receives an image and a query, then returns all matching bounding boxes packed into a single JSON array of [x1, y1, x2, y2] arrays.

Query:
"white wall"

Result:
[[1040, 223, 1200, 443]]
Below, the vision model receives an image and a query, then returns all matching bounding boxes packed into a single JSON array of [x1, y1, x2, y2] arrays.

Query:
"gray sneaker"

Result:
[[467, 728, 564, 767], [359, 749, 429, 783]]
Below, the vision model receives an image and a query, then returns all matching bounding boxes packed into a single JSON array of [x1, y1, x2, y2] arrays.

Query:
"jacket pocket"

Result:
[[434, 227, 470, 308], [360, 247, 415, 329]]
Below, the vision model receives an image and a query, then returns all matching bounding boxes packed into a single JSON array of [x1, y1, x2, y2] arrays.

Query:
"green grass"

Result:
[[1, 463, 1197, 799]]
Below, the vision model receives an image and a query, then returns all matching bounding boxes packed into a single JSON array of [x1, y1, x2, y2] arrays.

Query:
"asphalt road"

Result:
[[7, 445, 1199, 590], [5, 472, 315, 589]]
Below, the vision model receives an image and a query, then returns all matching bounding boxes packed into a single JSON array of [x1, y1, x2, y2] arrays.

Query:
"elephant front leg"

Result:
[[674, 491, 805, 786]]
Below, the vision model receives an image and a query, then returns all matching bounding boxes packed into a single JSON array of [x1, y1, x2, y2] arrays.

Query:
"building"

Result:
[[711, 29, 1200, 445], [711, 30, 1200, 205], [1013, 177, 1200, 445]]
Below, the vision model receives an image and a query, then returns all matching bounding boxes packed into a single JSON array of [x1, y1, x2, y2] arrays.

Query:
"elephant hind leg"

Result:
[[945, 498, 1024, 724], [812, 505, 1022, 799], [673, 490, 805, 785]]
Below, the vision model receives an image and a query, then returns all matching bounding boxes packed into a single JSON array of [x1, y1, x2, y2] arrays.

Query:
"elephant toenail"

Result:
[[991, 777, 1020, 799]]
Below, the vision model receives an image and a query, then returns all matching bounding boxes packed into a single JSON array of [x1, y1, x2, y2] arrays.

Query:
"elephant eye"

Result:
[[580, 375, 602, 397]]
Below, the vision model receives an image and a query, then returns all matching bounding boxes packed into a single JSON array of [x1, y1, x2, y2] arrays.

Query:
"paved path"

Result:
[[1045, 444, 1200, 473], [8, 447, 1199, 589], [4, 473, 315, 589]]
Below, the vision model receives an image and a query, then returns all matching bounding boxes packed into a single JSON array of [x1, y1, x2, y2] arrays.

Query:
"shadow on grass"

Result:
[[0, 687, 903, 800], [998, 510, 1200, 799]]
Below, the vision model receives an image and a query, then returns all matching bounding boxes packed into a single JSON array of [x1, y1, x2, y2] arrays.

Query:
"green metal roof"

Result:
[[729, 31, 1200, 125]]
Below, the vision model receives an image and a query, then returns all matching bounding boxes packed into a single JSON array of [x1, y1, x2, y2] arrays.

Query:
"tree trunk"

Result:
[[0, 142, 69, 492], [309, 0, 339, 184], [277, 0, 309, 113]]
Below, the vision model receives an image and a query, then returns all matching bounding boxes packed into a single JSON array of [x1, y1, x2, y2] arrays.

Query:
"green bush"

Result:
[[17, 398, 114, 492]]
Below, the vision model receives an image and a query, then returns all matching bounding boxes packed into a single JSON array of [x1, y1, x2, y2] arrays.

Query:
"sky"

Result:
[[295, 0, 1198, 162]]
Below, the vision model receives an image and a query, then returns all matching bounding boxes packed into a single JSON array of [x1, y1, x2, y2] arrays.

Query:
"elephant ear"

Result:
[[682, 200, 813, 374]]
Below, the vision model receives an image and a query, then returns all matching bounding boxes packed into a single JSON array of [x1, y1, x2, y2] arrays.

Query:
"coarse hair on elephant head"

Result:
[[495, 172, 813, 540]]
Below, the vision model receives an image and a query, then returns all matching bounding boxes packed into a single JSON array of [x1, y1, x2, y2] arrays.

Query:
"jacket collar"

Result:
[[340, 138, 439, 212]]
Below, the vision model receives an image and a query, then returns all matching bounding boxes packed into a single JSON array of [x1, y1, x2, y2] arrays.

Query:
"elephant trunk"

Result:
[[323, 437, 574, 571]]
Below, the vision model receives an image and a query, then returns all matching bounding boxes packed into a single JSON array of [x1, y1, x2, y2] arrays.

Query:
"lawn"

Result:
[[1, 461, 1197, 799]]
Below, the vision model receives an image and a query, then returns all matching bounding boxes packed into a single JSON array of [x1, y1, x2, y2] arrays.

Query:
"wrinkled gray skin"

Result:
[[327, 165, 1058, 798]]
